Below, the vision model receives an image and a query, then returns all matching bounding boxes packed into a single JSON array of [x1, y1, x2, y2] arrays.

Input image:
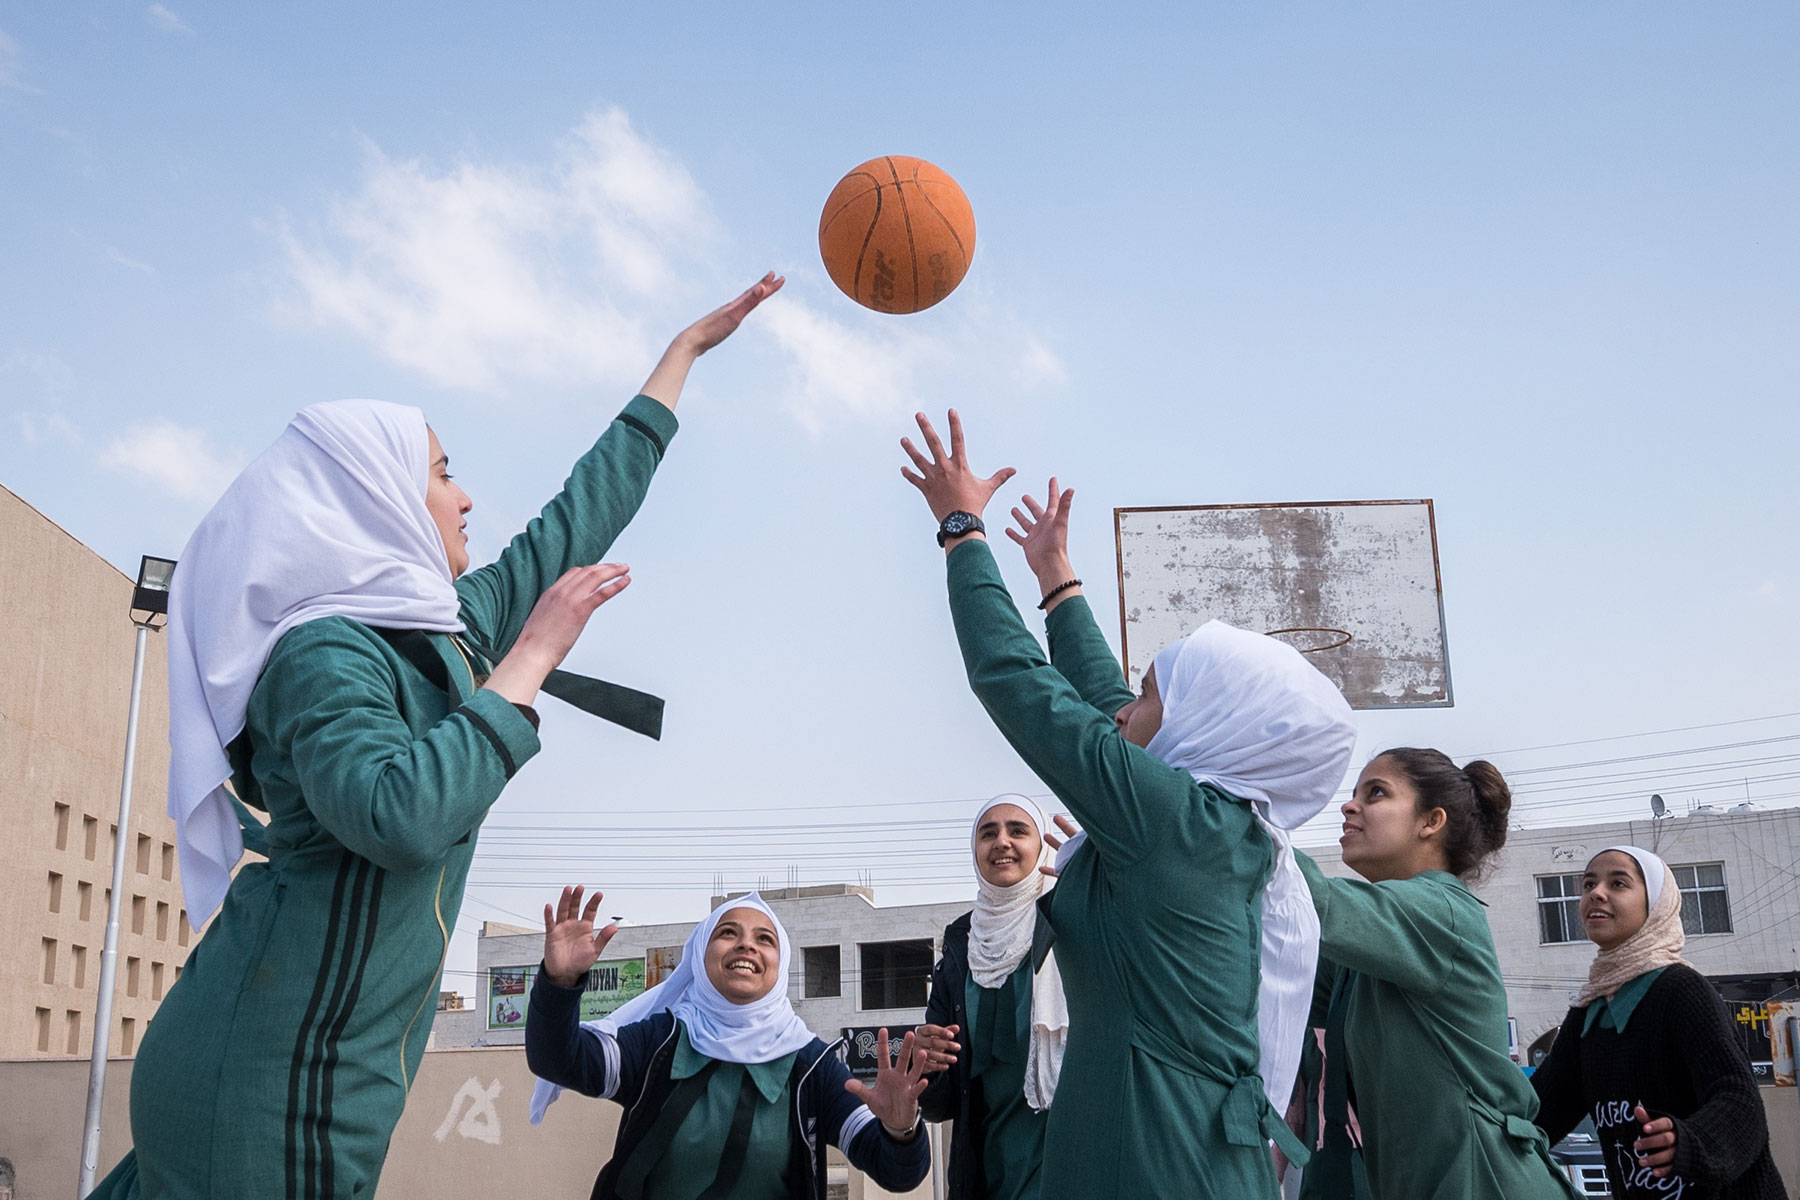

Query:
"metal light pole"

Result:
[[78, 555, 176, 1198]]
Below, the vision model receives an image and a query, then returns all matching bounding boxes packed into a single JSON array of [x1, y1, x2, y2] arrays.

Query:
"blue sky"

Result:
[[4, 4, 1797, 987]]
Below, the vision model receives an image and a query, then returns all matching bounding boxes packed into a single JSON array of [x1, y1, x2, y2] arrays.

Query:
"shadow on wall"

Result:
[[0, 1049, 934, 1200]]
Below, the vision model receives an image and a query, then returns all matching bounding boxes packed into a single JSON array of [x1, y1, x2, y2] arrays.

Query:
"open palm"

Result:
[[542, 885, 618, 988]]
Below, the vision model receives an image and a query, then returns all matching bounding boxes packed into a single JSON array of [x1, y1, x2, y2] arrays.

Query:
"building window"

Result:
[[1536, 873, 1584, 944], [803, 945, 842, 998], [83, 815, 98, 861], [66, 1010, 83, 1055], [137, 834, 152, 875], [132, 895, 146, 935], [55, 802, 71, 851], [859, 940, 933, 1011], [72, 945, 87, 990], [122, 1016, 137, 1055], [152, 961, 166, 1000], [78, 881, 93, 922], [36, 1007, 52, 1053], [127, 957, 141, 997], [156, 901, 170, 941], [43, 938, 59, 985], [48, 871, 64, 913], [178, 910, 191, 947], [161, 841, 175, 881], [1673, 863, 1733, 935]]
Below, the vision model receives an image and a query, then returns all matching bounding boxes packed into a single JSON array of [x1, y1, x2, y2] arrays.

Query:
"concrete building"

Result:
[[1306, 804, 1800, 1072], [0, 485, 198, 1060], [436, 884, 975, 1053]]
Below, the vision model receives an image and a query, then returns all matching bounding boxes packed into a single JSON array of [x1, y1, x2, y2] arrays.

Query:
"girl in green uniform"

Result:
[[526, 888, 933, 1198], [1296, 748, 1577, 1200], [899, 411, 1358, 1200], [89, 275, 782, 1200], [917, 794, 1068, 1200]]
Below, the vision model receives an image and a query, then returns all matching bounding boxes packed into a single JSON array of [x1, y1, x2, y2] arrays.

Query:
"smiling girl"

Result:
[[916, 794, 1067, 1200], [526, 888, 932, 1200], [1529, 847, 1784, 1199]]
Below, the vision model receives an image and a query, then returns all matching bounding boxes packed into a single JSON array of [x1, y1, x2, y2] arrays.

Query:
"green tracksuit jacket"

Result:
[[1297, 855, 1577, 1200], [945, 540, 1291, 1200], [93, 395, 678, 1200]]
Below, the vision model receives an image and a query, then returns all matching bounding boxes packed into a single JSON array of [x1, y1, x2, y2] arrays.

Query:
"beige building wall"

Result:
[[0, 485, 196, 1060]]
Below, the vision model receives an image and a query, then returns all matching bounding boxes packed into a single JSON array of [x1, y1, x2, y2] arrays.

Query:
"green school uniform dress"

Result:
[[94, 396, 679, 1200], [644, 1026, 798, 1200], [945, 540, 1296, 1200], [1297, 854, 1577, 1200], [965, 964, 1047, 1200]]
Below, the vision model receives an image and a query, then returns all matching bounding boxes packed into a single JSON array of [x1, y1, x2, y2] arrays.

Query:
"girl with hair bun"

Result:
[[1529, 846, 1784, 1198], [1296, 749, 1577, 1200]]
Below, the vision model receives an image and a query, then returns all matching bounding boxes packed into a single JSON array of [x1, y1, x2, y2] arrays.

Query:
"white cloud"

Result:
[[755, 297, 948, 433], [0, 28, 39, 92], [106, 246, 155, 274], [278, 107, 714, 391], [100, 421, 244, 503], [1013, 334, 1069, 388], [146, 5, 194, 34]]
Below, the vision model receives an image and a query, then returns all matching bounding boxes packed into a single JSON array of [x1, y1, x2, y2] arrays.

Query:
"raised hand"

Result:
[[844, 1028, 931, 1139], [1007, 477, 1077, 581], [900, 410, 1017, 528], [1632, 1104, 1677, 1176], [542, 885, 620, 988], [912, 1023, 961, 1074], [485, 563, 632, 705], [1039, 813, 1082, 878], [641, 272, 785, 410], [680, 272, 786, 357]]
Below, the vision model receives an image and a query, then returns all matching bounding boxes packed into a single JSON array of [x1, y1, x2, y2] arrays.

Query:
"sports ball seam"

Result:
[[885, 156, 920, 309], [853, 180, 883, 303], [817, 172, 882, 239]]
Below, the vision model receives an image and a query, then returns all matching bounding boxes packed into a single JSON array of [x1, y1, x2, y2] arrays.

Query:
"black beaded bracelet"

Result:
[[1037, 578, 1082, 609]]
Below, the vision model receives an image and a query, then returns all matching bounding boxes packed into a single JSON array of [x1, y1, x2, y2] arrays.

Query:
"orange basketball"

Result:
[[818, 156, 976, 314]]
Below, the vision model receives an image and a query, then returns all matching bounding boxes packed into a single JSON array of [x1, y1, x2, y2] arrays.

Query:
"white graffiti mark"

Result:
[[434, 1077, 503, 1145]]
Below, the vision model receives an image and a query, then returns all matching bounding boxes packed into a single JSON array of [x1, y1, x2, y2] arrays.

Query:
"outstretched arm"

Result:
[[901, 412, 1197, 871], [1009, 481, 1134, 715], [458, 274, 783, 651]]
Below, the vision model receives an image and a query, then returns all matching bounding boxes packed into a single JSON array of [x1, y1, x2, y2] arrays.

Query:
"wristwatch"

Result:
[[936, 510, 985, 546]]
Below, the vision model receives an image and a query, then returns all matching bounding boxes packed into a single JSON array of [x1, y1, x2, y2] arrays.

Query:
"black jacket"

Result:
[[525, 972, 930, 1200], [919, 913, 983, 1200]]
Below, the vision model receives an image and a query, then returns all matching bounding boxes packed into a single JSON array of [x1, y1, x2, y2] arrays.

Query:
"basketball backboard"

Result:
[[1114, 499, 1452, 710]]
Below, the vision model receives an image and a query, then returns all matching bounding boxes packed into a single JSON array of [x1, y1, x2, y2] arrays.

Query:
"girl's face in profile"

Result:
[[1114, 666, 1164, 748], [974, 804, 1043, 888], [425, 428, 473, 578], [1339, 754, 1443, 884], [704, 907, 782, 1005], [1581, 851, 1650, 951]]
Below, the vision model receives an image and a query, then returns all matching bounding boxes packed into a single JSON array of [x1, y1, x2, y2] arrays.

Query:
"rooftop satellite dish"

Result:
[[1650, 793, 1667, 818]]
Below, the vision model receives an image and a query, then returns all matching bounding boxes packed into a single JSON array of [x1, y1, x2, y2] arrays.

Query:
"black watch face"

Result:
[[944, 512, 977, 536]]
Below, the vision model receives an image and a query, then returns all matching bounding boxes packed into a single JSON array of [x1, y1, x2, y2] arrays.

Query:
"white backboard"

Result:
[[1114, 499, 1452, 710]]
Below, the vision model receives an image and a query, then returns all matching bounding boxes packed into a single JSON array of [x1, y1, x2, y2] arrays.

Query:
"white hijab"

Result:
[[530, 892, 815, 1123], [165, 399, 464, 922], [968, 794, 1069, 1111], [1146, 620, 1356, 1117]]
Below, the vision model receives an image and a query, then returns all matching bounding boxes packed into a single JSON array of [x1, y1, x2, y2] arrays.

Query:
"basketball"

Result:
[[818, 156, 976, 314]]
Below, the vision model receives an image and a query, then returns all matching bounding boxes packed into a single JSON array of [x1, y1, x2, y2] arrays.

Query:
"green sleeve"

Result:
[[455, 394, 678, 653], [255, 620, 541, 872], [1297, 852, 1461, 997], [1043, 594, 1136, 716], [946, 539, 1196, 868]]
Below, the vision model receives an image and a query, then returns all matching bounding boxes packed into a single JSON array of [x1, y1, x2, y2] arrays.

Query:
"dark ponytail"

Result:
[[1380, 747, 1513, 880]]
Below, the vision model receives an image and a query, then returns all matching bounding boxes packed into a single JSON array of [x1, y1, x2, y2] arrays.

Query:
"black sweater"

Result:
[[1530, 964, 1784, 1200]]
